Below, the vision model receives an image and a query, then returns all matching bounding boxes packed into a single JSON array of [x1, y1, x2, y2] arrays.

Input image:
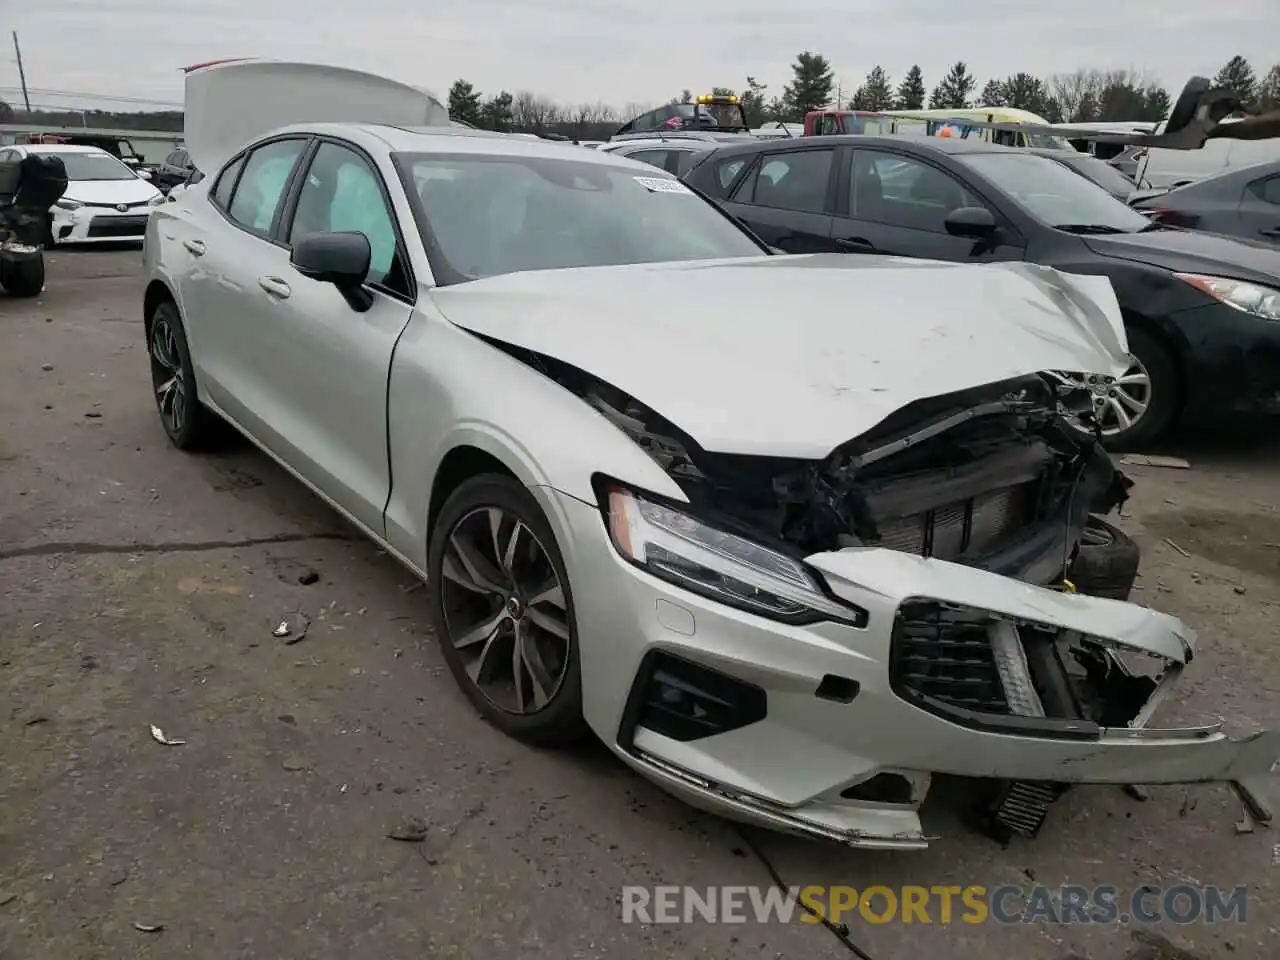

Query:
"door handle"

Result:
[[258, 276, 292, 299], [182, 239, 205, 256], [835, 237, 874, 251]]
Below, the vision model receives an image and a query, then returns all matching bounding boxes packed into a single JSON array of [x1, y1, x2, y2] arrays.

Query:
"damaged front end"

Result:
[[494, 341, 1279, 846]]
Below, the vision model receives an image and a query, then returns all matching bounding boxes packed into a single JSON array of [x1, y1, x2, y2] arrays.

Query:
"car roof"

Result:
[[258, 122, 671, 173], [700, 134, 1017, 160], [12, 143, 114, 156]]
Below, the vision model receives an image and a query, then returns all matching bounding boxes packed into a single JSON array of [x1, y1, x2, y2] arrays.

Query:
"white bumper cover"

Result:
[[549, 491, 1280, 849]]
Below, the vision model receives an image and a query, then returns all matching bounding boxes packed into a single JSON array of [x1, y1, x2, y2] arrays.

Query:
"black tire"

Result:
[[427, 474, 588, 746], [1068, 517, 1140, 601], [147, 298, 222, 451], [1101, 326, 1179, 451], [0, 255, 44, 298]]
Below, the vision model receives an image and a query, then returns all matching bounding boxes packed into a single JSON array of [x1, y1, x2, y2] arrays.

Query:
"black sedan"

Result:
[[1130, 159, 1280, 247], [1024, 147, 1140, 201], [682, 135, 1280, 448]]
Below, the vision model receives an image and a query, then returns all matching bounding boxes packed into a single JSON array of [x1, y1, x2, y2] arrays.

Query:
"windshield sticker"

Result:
[[634, 176, 691, 195]]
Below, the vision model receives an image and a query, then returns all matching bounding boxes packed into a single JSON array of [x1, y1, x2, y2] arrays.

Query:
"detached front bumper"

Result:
[[548, 490, 1280, 850], [49, 204, 153, 244]]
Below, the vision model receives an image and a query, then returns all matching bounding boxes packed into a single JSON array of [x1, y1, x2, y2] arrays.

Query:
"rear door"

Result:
[[829, 147, 1026, 261], [720, 146, 837, 253]]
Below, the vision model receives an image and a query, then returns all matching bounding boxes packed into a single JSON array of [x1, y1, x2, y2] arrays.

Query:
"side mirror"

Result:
[[291, 231, 374, 311], [945, 206, 998, 239], [137, 169, 152, 180]]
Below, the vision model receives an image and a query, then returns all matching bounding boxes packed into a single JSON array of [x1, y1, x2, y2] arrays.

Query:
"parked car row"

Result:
[[137, 59, 1280, 854]]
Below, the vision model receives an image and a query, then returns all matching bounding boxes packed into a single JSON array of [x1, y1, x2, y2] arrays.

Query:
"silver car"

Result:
[[143, 60, 1280, 850]]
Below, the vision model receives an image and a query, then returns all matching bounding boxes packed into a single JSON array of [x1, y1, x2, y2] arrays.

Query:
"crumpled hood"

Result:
[[431, 254, 1130, 459]]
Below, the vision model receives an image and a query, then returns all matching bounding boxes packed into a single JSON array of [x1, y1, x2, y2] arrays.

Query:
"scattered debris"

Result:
[[23, 714, 49, 727], [298, 569, 320, 585], [1234, 585, 1247, 595], [1119, 454, 1191, 470], [386, 816, 429, 842], [1179, 792, 1197, 818], [1123, 784, 1151, 802], [132, 922, 164, 933], [279, 613, 311, 645], [272, 620, 292, 638], [0, 892, 15, 907], [1234, 816, 1254, 835], [1163, 537, 1192, 558], [40, 363, 53, 371], [108, 873, 128, 887], [149, 724, 186, 746], [281, 756, 308, 772], [84, 411, 102, 419]]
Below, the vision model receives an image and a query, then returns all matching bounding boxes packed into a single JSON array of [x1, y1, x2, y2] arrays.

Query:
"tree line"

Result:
[[4, 53, 1277, 141]]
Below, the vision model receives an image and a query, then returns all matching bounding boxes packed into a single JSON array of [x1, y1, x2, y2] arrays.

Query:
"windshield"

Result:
[[957, 152, 1153, 233], [396, 153, 765, 283], [37, 152, 139, 181]]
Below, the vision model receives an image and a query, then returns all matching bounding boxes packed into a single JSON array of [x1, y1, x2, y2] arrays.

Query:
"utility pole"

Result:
[[13, 32, 31, 112]]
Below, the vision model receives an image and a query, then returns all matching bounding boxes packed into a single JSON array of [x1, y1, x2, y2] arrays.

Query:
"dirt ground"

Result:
[[2, 248, 1278, 960]]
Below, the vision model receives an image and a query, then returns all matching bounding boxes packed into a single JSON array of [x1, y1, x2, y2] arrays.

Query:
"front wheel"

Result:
[[1053, 327, 1179, 450], [0, 255, 44, 298], [427, 474, 588, 746]]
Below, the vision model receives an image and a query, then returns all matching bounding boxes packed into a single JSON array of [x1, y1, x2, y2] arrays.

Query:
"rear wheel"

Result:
[[0, 255, 44, 298], [148, 299, 222, 450]]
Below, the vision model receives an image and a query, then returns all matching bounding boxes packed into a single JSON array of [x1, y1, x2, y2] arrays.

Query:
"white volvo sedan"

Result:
[[142, 59, 1280, 850]]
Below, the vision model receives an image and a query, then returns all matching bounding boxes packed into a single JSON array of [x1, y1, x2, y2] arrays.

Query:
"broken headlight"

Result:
[[602, 485, 865, 626]]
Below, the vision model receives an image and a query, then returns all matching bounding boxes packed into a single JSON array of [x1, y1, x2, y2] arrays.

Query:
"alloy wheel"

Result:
[[1049, 355, 1152, 438], [438, 506, 572, 714], [149, 315, 186, 435]]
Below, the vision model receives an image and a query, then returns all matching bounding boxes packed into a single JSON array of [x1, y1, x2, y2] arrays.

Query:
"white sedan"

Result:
[[0, 143, 162, 245], [142, 59, 1280, 850]]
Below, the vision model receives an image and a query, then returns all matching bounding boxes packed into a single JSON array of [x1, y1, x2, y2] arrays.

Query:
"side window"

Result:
[[227, 139, 306, 234], [739, 149, 833, 214], [211, 155, 246, 211], [287, 141, 403, 292], [1252, 176, 1280, 206], [852, 152, 978, 233], [673, 150, 700, 177], [624, 149, 671, 171], [716, 158, 747, 195]]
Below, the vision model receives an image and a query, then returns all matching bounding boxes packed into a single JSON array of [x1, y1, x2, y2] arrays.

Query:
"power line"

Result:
[[0, 85, 181, 107]]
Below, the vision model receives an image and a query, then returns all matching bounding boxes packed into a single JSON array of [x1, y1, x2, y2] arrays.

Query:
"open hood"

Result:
[[182, 59, 449, 174], [431, 255, 1130, 460]]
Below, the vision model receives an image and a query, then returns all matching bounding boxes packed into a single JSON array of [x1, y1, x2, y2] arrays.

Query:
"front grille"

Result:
[[875, 484, 1032, 560], [890, 601, 1009, 714], [82, 200, 151, 210], [87, 215, 148, 238]]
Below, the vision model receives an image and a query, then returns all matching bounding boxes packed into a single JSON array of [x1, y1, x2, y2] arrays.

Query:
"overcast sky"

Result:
[[2, 0, 1276, 114]]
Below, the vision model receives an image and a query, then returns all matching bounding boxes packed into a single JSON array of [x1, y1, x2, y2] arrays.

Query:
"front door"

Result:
[[829, 148, 1026, 261], [250, 139, 417, 532]]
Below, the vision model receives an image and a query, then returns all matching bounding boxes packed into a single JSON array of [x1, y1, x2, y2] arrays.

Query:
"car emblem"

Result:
[[117, 203, 128, 212]]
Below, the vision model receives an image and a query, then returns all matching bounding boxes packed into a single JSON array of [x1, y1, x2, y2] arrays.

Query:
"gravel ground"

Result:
[[2, 247, 1278, 960]]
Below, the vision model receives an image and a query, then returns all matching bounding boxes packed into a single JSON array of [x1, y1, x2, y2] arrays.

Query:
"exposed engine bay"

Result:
[[499, 342, 1131, 581]]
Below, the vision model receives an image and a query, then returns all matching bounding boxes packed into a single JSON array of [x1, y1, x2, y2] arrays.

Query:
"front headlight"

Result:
[[147, 193, 164, 206], [601, 484, 866, 627], [1176, 273, 1280, 321], [54, 198, 82, 210]]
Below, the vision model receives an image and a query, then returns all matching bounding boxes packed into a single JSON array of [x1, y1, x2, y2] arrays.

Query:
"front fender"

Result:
[[383, 315, 687, 567]]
